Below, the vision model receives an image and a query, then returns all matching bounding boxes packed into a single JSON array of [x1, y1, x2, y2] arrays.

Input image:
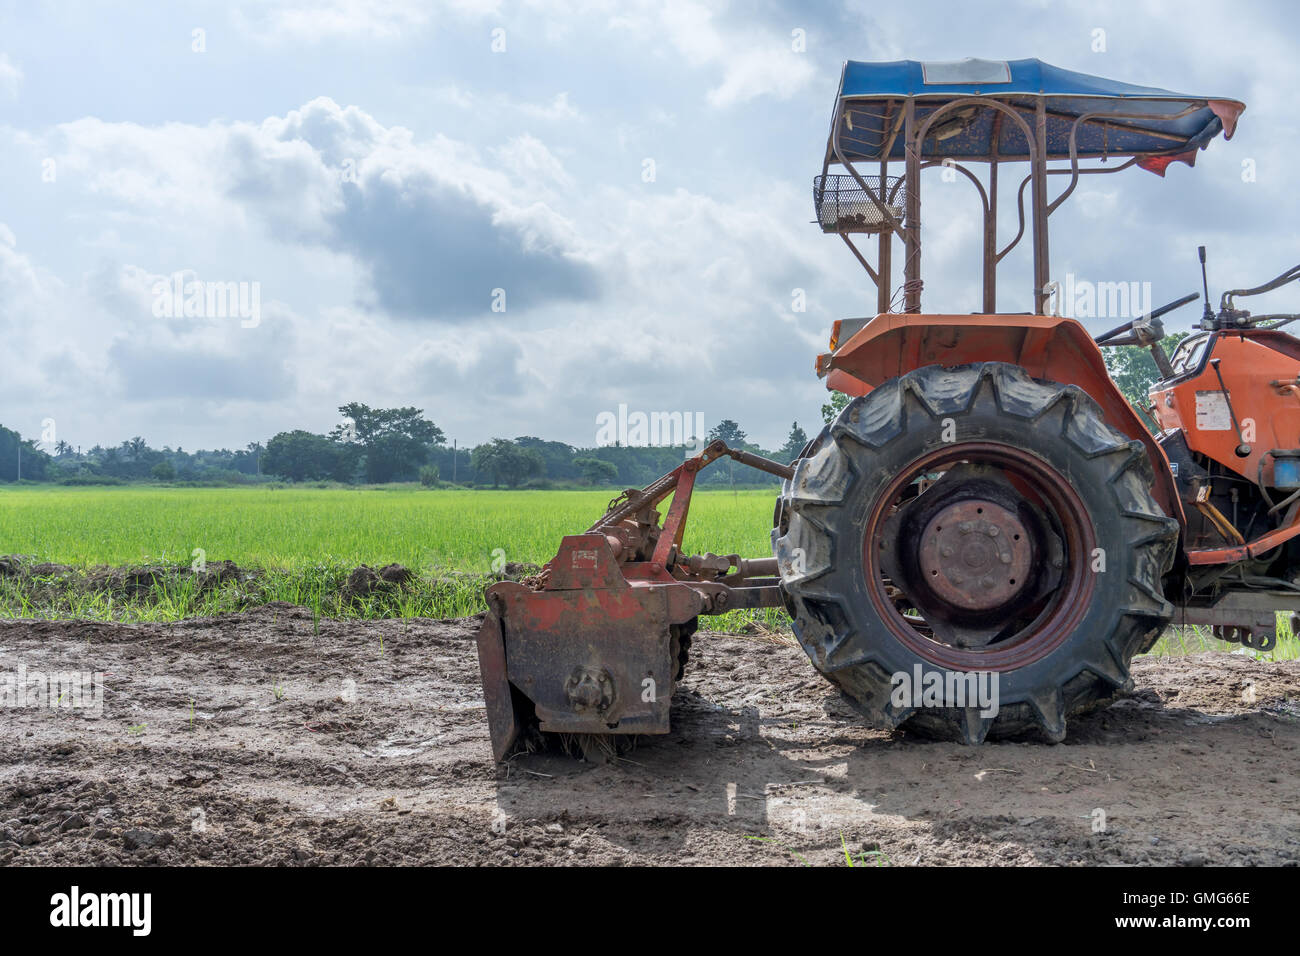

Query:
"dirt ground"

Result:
[[1, 605, 1297, 866]]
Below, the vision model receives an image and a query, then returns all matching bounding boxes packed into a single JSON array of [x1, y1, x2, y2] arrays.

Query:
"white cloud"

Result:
[[519, 92, 583, 122], [659, 0, 815, 108], [230, 0, 511, 43], [2, 89, 855, 447], [4, 0, 1296, 452], [0, 54, 21, 99], [424, 87, 585, 123], [233, 0, 437, 42]]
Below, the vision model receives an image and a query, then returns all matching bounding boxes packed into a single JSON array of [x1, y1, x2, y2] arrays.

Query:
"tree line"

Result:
[[2, 340, 1175, 489], [0, 424, 263, 484], [0, 403, 812, 489]]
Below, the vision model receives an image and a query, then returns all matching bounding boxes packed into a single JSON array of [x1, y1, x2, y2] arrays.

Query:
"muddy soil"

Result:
[[0, 607, 1297, 866]]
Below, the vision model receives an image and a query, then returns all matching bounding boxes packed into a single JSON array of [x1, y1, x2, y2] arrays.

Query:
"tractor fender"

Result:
[[822, 312, 1184, 528]]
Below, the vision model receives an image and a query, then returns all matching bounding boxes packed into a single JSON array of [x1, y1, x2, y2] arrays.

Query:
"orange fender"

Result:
[[820, 312, 1184, 527]]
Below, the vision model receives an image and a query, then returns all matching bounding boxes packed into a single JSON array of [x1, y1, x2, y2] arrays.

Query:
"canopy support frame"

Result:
[[827, 92, 1222, 315]]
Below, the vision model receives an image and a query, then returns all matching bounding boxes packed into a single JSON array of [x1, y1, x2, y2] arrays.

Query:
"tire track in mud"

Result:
[[0, 608, 1297, 865]]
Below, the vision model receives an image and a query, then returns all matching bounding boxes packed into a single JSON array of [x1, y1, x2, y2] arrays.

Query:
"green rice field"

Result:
[[0, 485, 787, 630], [0, 484, 1294, 658], [0, 485, 775, 572]]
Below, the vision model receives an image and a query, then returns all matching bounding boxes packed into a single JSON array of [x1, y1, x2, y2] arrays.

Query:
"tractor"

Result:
[[476, 57, 1300, 760]]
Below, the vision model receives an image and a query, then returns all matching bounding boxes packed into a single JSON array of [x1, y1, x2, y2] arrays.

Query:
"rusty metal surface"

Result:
[[488, 582, 693, 737], [1185, 522, 1300, 564], [1178, 590, 1296, 652], [917, 499, 1033, 612], [828, 85, 1235, 316], [474, 607, 519, 763], [864, 443, 1092, 668], [475, 441, 787, 761], [481, 535, 709, 738]]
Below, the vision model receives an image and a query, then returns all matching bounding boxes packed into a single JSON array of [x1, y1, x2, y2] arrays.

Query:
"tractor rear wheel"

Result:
[[775, 363, 1178, 743]]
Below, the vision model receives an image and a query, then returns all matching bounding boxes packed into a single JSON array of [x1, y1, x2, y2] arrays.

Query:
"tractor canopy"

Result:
[[819, 57, 1245, 313], [828, 57, 1244, 175]]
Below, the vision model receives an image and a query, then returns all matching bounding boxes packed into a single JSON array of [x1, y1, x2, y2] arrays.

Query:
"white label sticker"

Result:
[[1195, 391, 1232, 431], [921, 59, 1012, 85]]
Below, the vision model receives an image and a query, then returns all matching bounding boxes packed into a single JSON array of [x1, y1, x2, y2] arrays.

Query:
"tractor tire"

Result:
[[774, 363, 1178, 743]]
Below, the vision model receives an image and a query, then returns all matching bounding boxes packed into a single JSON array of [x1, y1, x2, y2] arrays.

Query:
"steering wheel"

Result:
[[1093, 292, 1200, 346]]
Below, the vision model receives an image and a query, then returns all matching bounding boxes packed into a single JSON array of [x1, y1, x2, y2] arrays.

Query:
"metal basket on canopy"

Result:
[[813, 174, 907, 234]]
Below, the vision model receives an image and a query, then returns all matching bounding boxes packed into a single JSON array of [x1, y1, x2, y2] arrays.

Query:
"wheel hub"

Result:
[[874, 463, 1069, 654], [917, 499, 1033, 612]]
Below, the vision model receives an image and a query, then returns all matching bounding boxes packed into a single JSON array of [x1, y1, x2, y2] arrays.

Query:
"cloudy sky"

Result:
[[1, 0, 1296, 453]]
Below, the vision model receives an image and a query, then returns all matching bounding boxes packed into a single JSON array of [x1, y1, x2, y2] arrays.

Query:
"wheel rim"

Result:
[[916, 498, 1034, 612], [862, 442, 1096, 671]]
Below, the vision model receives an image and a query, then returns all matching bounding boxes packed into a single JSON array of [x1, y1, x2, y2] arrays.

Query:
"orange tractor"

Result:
[[477, 58, 1300, 759]]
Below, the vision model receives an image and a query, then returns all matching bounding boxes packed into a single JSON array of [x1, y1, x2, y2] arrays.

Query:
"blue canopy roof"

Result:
[[829, 58, 1243, 171]]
